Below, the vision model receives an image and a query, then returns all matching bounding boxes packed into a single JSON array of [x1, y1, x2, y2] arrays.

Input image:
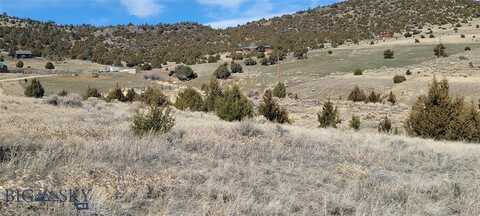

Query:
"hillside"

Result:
[[1, 90, 480, 215], [0, 0, 479, 66], [228, 0, 480, 48]]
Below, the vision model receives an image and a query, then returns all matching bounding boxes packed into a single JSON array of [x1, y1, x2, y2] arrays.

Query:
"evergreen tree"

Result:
[[215, 85, 254, 121], [318, 100, 341, 128], [258, 89, 290, 124], [24, 79, 45, 98]]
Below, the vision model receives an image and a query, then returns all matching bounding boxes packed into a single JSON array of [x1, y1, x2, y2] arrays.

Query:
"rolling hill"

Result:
[[0, 0, 479, 66]]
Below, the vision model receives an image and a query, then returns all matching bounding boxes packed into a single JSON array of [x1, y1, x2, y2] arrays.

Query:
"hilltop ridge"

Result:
[[0, 0, 479, 65]]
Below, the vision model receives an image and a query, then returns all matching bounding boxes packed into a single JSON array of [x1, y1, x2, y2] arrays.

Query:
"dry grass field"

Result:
[[1, 18, 480, 215], [1, 90, 480, 215]]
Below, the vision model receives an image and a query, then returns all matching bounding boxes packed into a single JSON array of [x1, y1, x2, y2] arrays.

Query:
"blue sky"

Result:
[[0, 0, 340, 28]]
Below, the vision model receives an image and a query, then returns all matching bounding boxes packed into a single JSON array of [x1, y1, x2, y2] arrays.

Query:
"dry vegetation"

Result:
[[1, 86, 480, 215]]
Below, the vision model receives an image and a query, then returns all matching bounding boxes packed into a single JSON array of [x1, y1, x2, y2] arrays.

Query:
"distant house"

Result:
[[120, 68, 137, 74], [379, 32, 394, 40], [322, 42, 332, 49], [239, 44, 273, 54], [100, 66, 120, 73], [15, 50, 33, 59], [0, 62, 8, 73], [257, 45, 273, 54]]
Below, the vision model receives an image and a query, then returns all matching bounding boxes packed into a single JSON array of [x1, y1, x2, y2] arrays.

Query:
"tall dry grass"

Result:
[[1, 93, 480, 215]]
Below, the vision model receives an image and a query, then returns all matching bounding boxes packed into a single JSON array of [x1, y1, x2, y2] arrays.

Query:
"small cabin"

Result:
[[15, 50, 33, 59]]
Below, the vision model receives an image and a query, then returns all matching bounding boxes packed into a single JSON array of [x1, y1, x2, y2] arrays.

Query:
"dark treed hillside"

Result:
[[0, 0, 479, 66]]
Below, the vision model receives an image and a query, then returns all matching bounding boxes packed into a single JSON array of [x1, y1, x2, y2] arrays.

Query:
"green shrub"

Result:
[[207, 55, 220, 63], [258, 89, 290, 124], [256, 52, 265, 59], [24, 78, 45, 98], [384, 49, 394, 59], [367, 91, 382, 103], [387, 91, 397, 105], [214, 63, 231, 79], [353, 68, 363, 76], [293, 48, 308, 60], [125, 88, 138, 102], [106, 83, 126, 102], [328, 50, 333, 55], [132, 105, 175, 136], [16, 60, 24, 68], [393, 75, 407, 84], [405, 78, 472, 141], [272, 82, 287, 98], [434, 44, 447, 57], [142, 87, 169, 107], [0, 63, 7, 73], [215, 85, 254, 122], [174, 87, 204, 111], [406, 70, 412, 75], [348, 86, 366, 102], [203, 78, 223, 112], [244, 58, 257, 66], [318, 100, 341, 128], [465, 46, 471, 51], [45, 62, 55, 70], [230, 62, 243, 73], [174, 65, 197, 81], [58, 89, 68, 97], [85, 86, 102, 99], [349, 115, 361, 130], [378, 116, 392, 133], [260, 58, 269, 66]]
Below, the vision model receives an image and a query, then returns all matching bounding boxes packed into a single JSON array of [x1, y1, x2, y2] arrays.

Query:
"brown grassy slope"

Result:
[[1, 93, 480, 215]]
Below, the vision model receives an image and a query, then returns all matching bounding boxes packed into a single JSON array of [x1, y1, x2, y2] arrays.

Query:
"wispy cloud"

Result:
[[205, 0, 288, 29], [120, 0, 163, 18], [196, 0, 248, 8]]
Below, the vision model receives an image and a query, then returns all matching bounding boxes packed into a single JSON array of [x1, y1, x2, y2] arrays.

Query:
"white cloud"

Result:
[[196, 0, 248, 8], [120, 0, 163, 18], [207, 12, 289, 29], [206, 0, 281, 29]]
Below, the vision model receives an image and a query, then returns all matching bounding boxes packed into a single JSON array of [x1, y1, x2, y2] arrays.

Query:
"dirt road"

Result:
[[0, 74, 58, 82]]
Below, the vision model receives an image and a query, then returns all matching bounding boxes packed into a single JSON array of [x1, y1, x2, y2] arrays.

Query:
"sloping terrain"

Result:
[[0, 0, 479, 65], [1, 89, 480, 215]]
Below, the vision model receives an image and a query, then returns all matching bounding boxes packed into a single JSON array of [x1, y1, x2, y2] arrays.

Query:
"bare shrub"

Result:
[[348, 86, 366, 102], [85, 86, 102, 99], [142, 87, 169, 107], [234, 121, 263, 137], [387, 91, 397, 105], [45, 94, 83, 107], [272, 82, 287, 98], [366, 91, 382, 103], [378, 116, 392, 133]]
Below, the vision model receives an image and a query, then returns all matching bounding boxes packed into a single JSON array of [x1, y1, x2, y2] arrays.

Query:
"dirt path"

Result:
[[0, 74, 58, 82]]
